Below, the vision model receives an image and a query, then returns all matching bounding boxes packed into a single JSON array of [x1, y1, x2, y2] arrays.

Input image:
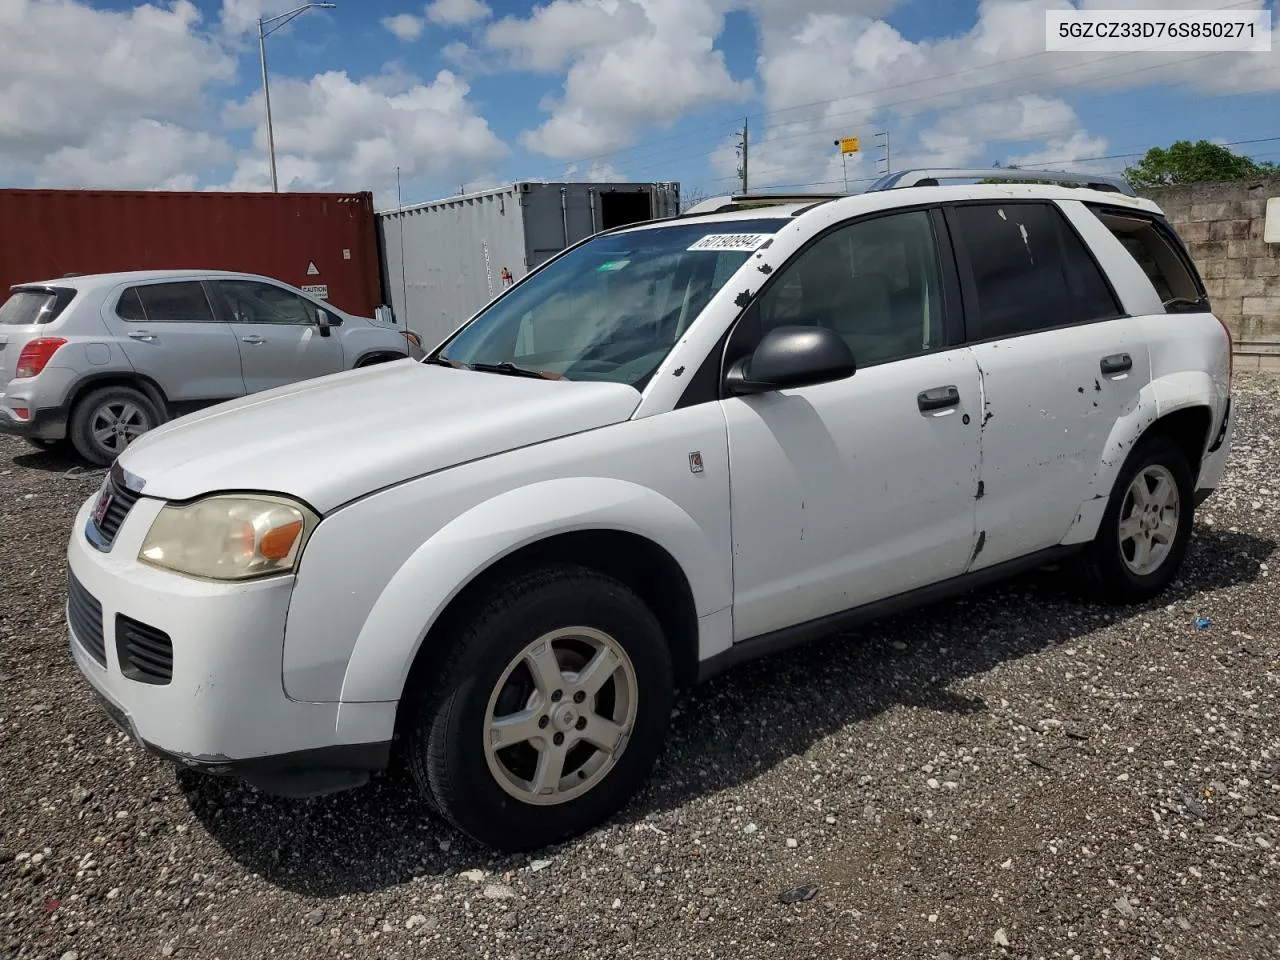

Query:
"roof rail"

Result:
[[866, 168, 1137, 197], [681, 192, 848, 216]]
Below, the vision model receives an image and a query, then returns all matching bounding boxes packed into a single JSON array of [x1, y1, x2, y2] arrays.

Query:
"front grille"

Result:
[[91, 473, 141, 547], [115, 615, 173, 685], [67, 571, 106, 667]]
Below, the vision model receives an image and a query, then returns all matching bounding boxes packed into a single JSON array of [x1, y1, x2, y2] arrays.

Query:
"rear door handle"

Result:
[[1100, 353, 1132, 375], [127, 331, 156, 342], [917, 385, 960, 412], [240, 335, 266, 345]]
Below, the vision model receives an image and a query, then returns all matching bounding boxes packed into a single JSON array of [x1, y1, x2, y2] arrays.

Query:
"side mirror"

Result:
[[725, 325, 856, 396], [315, 308, 341, 336]]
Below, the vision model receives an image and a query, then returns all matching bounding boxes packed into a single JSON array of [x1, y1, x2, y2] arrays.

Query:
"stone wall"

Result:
[[1135, 177, 1280, 370]]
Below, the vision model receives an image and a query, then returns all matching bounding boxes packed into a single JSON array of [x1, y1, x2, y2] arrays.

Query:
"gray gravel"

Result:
[[3, 374, 1278, 960]]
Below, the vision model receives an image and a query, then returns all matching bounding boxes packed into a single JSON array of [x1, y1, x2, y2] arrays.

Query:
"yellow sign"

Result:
[[838, 136, 860, 155]]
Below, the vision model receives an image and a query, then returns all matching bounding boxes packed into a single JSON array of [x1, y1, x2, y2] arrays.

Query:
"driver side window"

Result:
[[751, 210, 946, 369], [215, 280, 316, 325]]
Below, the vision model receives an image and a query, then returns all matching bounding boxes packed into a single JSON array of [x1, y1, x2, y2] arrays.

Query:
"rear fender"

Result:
[[337, 477, 730, 704], [1062, 370, 1218, 544]]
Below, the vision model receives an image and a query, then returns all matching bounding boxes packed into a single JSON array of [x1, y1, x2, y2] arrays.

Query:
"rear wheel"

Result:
[[1074, 434, 1195, 604], [69, 386, 161, 467], [406, 565, 674, 851]]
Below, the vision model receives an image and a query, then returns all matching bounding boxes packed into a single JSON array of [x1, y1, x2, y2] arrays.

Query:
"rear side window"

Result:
[[950, 201, 1122, 340], [127, 282, 217, 323], [1087, 207, 1206, 311], [116, 288, 147, 321], [0, 288, 73, 325]]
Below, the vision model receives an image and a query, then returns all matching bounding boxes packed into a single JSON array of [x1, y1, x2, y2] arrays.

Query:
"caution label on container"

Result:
[[301, 284, 328, 300], [306, 261, 320, 276]]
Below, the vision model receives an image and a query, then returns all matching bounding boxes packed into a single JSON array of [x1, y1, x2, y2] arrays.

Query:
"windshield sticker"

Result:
[[687, 233, 775, 252], [596, 259, 630, 272]]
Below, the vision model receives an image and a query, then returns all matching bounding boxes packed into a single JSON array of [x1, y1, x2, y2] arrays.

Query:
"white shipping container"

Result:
[[376, 181, 680, 349]]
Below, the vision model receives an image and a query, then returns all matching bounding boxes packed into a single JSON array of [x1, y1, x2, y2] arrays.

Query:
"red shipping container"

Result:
[[0, 188, 384, 317]]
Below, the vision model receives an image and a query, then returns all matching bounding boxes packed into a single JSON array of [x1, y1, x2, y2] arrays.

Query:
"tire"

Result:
[[1074, 434, 1195, 605], [69, 386, 161, 467], [406, 565, 674, 852]]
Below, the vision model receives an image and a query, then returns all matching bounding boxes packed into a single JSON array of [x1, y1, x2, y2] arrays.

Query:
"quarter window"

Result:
[[951, 202, 1122, 340], [744, 209, 946, 368], [1087, 207, 1205, 310], [215, 280, 316, 325], [124, 282, 217, 323]]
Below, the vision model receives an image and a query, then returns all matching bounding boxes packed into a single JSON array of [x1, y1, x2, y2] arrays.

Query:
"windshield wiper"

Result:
[[469, 361, 560, 380], [425, 355, 470, 369]]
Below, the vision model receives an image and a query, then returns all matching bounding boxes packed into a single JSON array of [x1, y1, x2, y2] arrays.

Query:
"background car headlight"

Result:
[[138, 495, 319, 581]]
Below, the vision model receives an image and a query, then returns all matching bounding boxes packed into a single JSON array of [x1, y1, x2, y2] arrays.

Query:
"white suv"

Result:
[[1, 269, 422, 465], [64, 170, 1233, 852]]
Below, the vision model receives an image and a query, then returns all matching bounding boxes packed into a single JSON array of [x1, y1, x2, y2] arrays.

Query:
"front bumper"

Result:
[[66, 490, 393, 797]]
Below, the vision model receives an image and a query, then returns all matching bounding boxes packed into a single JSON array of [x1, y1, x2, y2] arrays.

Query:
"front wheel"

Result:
[[406, 565, 674, 851], [1074, 434, 1195, 604]]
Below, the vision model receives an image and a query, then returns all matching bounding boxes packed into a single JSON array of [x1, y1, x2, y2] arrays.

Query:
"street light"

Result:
[[258, 3, 337, 192]]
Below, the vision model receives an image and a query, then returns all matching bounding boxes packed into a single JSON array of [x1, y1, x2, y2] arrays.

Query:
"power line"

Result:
[[548, 49, 1278, 191], [713, 134, 1280, 193], [509, 0, 1267, 181]]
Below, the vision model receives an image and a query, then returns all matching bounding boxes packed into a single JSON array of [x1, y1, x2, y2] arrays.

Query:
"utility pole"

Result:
[[257, 3, 337, 192], [876, 130, 891, 176], [736, 118, 749, 193]]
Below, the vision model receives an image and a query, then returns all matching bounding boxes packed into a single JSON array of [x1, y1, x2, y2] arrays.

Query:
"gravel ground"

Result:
[[2, 373, 1278, 960]]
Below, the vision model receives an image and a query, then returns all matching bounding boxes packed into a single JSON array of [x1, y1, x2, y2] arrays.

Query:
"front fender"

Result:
[[1062, 370, 1219, 544], [337, 476, 731, 704]]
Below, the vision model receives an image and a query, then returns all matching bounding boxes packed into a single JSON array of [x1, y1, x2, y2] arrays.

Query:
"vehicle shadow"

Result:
[[9, 443, 99, 476], [179, 525, 1275, 897]]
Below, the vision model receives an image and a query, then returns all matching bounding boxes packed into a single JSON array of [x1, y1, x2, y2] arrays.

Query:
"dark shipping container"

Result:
[[0, 188, 384, 317]]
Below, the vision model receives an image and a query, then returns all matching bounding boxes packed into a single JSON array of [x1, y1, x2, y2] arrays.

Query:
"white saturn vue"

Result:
[[65, 169, 1233, 852]]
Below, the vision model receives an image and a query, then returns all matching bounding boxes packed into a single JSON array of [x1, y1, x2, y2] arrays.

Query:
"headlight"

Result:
[[138, 495, 319, 581]]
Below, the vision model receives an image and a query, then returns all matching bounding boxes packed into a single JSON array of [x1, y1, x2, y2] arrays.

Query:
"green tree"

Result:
[[1125, 139, 1277, 187]]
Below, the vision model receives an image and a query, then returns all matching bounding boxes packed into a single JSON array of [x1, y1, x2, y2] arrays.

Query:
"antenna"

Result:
[[396, 165, 408, 341], [735, 118, 749, 193]]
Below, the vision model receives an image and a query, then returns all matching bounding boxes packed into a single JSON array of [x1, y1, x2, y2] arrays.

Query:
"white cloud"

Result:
[[494, 0, 753, 160], [0, 0, 235, 186], [441, 39, 497, 75], [564, 160, 627, 182], [427, 0, 491, 26], [382, 12, 425, 41], [707, 0, 1278, 193], [221, 66, 507, 205], [486, 0, 641, 71], [35, 119, 232, 191]]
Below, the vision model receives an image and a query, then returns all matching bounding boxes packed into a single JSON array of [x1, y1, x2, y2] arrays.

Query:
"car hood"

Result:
[[117, 359, 642, 512]]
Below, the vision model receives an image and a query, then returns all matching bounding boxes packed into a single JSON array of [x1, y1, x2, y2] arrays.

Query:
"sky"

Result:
[[0, 0, 1276, 210]]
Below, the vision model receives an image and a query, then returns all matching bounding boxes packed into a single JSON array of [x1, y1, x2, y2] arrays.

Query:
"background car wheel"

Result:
[[69, 386, 161, 467], [1074, 434, 1195, 605], [407, 564, 674, 852]]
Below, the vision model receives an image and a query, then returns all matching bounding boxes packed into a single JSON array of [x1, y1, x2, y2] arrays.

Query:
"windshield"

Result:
[[0, 288, 66, 326], [436, 218, 790, 388]]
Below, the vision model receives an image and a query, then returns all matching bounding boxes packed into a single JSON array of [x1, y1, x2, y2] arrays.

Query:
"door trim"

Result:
[[697, 544, 1080, 683]]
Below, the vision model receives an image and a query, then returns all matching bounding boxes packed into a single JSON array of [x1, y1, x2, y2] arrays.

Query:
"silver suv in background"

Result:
[[0, 269, 423, 465]]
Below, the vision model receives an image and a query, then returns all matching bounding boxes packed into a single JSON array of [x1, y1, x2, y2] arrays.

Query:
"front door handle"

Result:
[[1100, 353, 1132, 375], [240, 335, 266, 345], [127, 331, 156, 342], [917, 385, 960, 412]]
